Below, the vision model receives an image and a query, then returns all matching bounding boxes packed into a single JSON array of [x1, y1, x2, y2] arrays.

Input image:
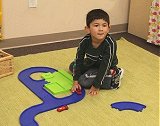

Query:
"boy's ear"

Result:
[[85, 26, 90, 34], [109, 25, 111, 29]]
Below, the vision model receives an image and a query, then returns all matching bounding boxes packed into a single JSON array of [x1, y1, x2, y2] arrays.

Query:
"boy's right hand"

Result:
[[71, 81, 81, 92]]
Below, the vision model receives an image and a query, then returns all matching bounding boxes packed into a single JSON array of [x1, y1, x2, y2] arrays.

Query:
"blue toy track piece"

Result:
[[111, 101, 146, 112], [18, 67, 85, 126]]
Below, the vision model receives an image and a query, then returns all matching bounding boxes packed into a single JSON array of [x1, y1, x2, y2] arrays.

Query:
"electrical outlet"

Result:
[[29, 0, 37, 8]]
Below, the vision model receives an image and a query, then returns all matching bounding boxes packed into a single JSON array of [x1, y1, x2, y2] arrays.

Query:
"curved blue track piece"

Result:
[[111, 101, 146, 112], [18, 67, 85, 126]]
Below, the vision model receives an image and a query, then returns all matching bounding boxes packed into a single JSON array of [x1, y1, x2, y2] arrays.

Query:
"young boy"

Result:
[[69, 9, 124, 96]]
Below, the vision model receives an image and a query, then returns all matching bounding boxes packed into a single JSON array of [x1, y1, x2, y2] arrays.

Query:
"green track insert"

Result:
[[42, 70, 73, 95]]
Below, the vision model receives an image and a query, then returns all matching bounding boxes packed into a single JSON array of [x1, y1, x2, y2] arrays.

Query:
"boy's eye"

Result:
[[102, 24, 107, 27], [93, 24, 107, 27], [94, 24, 99, 27]]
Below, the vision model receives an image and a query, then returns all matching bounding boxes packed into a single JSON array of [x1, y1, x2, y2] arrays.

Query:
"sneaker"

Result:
[[119, 68, 124, 79], [111, 68, 124, 89]]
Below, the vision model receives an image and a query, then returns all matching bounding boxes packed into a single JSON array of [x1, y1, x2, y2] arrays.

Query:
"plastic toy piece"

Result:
[[111, 101, 146, 112], [43, 70, 73, 95], [75, 88, 82, 95], [57, 105, 69, 112], [41, 72, 54, 79], [18, 67, 85, 126]]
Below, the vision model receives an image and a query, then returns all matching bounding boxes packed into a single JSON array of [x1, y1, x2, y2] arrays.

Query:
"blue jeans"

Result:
[[69, 62, 113, 89]]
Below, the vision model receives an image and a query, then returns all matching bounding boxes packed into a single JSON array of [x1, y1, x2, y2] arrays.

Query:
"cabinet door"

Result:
[[128, 0, 151, 40]]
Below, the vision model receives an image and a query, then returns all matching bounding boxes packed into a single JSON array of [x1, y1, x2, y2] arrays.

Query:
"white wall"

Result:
[[2, 0, 130, 39]]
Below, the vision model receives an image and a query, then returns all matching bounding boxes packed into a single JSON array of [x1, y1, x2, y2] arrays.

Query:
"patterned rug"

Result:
[[0, 38, 159, 126]]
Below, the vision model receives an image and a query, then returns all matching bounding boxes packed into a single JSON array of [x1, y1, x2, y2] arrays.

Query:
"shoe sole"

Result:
[[114, 68, 124, 89], [120, 68, 124, 80]]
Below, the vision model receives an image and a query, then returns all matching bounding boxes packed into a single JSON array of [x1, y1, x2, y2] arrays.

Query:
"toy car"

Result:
[[75, 88, 82, 95], [57, 105, 69, 112]]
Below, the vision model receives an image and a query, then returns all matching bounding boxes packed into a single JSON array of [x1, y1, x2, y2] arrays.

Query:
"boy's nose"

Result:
[[99, 26, 103, 30]]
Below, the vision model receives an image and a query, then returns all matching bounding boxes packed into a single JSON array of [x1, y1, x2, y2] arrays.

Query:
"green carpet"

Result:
[[0, 38, 159, 126]]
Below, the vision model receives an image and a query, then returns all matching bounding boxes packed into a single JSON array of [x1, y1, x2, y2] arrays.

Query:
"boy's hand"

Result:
[[71, 81, 81, 92], [88, 85, 99, 96]]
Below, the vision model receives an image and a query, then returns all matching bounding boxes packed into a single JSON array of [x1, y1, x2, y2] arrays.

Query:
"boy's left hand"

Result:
[[88, 85, 99, 96]]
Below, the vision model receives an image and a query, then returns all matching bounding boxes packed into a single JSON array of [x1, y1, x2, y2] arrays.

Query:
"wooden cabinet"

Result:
[[128, 0, 152, 40]]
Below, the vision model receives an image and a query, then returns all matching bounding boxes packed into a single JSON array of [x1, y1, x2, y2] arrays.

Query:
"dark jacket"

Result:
[[74, 34, 118, 88]]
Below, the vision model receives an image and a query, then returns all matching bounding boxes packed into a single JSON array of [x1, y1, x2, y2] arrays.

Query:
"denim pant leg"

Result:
[[69, 61, 112, 89], [69, 61, 94, 89], [69, 61, 89, 74], [79, 68, 112, 89], [69, 61, 74, 73], [78, 68, 98, 89]]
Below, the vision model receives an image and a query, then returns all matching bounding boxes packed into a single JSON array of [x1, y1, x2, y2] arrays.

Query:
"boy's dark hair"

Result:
[[86, 9, 110, 27]]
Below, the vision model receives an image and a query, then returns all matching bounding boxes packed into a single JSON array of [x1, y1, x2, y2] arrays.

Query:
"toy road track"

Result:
[[111, 101, 146, 112], [18, 67, 85, 126]]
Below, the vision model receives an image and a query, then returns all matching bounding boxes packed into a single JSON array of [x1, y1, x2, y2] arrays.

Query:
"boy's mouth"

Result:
[[97, 33, 104, 35]]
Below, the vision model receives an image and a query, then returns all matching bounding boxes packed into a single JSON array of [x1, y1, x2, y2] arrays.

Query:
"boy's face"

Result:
[[86, 19, 110, 43]]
